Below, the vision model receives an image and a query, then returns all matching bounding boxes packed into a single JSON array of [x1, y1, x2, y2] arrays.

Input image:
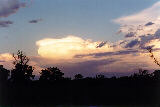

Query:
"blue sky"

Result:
[[0, 0, 159, 55]]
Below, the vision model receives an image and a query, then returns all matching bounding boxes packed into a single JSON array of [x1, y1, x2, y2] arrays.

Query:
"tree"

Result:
[[131, 69, 151, 80], [152, 70, 160, 80], [39, 69, 51, 81], [0, 65, 10, 82], [74, 74, 83, 80], [10, 50, 35, 83], [138, 69, 149, 76], [95, 74, 105, 80], [39, 67, 64, 81]]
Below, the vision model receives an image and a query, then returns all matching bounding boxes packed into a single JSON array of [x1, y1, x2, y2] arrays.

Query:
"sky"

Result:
[[0, 0, 160, 77]]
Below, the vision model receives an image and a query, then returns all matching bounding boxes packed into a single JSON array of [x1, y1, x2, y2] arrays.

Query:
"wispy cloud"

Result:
[[29, 19, 42, 24], [0, 20, 13, 27], [113, 1, 160, 25], [74, 49, 139, 58]]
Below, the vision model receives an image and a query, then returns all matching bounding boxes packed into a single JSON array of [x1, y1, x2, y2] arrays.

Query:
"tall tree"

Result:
[[10, 50, 35, 83]]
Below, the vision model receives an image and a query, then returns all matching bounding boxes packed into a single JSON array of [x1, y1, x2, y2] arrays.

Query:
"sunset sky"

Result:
[[0, 0, 160, 77]]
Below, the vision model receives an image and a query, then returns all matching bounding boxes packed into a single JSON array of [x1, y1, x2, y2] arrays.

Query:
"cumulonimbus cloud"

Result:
[[36, 36, 113, 60]]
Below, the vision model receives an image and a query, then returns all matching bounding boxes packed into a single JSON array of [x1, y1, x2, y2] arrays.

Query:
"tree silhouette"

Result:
[[39, 69, 51, 81], [39, 67, 64, 81], [74, 74, 83, 80], [0, 65, 10, 83], [152, 70, 160, 80], [10, 50, 35, 83], [95, 74, 105, 80], [131, 69, 151, 80]]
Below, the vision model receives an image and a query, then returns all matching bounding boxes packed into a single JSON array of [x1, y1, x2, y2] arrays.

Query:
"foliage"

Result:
[[74, 74, 83, 80], [10, 50, 35, 83], [0, 65, 10, 82], [96, 74, 105, 79], [39, 67, 64, 81]]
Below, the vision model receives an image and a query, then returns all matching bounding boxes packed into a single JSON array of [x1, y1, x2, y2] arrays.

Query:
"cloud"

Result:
[[113, 1, 160, 25], [112, 1, 160, 53], [58, 59, 118, 77], [29, 19, 42, 23], [33, 58, 118, 77], [74, 49, 139, 58], [145, 22, 155, 26], [30, 49, 159, 77], [0, 53, 13, 69], [0, 0, 26, 28], [33, 31, 160, 77], [125, 32, 136, 38], [113, 1, 160, 37], [0, 20, 13, 27], [36, 36, 113, 60], [0, 53, 13, 61], [96, 41, 108, 48], [125, 39, 140, 48], [0, 0, 26, 18]]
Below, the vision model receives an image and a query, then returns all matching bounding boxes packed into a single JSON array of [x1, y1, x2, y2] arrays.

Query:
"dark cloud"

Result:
[[93, 49, 138, 57], [75, 49, 139, 58], [29, 19, 42, 23], [139, 33, 159, 49], [0, 60, 5, 62], [41, 59, 118, 77], [145, 22, 154, 26], [36, 58, 149, 78], [125, 39, 140, 48], [96, 41, 107, 48], [0, 20, 13, 27], [155, 29, 160, 37], [0, 0, 26, 18], [125, 32, 136, 38]]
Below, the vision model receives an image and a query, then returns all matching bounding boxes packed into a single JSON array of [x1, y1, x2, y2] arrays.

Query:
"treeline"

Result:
[[1, 51, 160, 106]]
